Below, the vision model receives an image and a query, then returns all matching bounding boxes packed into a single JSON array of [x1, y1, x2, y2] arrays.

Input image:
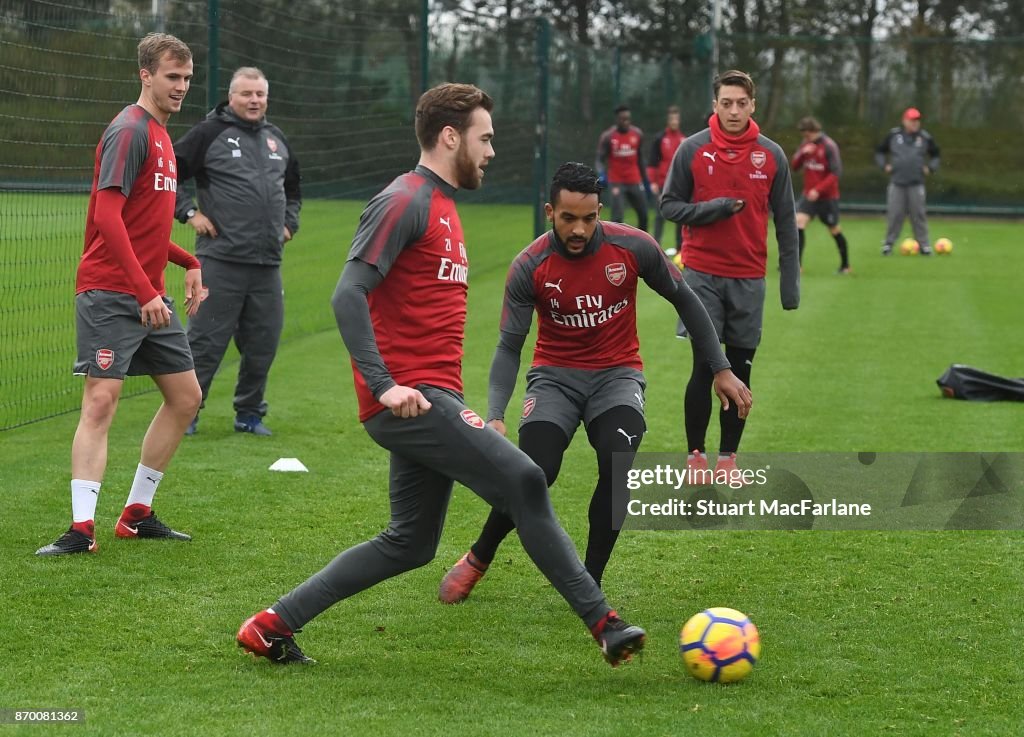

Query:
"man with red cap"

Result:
[[875, 107, 941, 256]]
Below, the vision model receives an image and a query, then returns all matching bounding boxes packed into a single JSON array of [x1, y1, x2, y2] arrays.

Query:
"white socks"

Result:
[[125, 463, 163, 509], [71, 479, 101, 523]]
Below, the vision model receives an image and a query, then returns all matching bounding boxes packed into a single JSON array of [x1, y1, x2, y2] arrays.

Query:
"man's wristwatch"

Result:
[[186, 208, 197, 221]]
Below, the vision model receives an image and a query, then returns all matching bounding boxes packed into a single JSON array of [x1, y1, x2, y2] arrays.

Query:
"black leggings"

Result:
[[470, 405, 646, 586], [684, 346, 755, 455]]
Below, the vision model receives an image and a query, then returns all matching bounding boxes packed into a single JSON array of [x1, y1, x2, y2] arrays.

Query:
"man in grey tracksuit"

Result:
[[173, 67, 301, 436], [875, 107, 940, 256]]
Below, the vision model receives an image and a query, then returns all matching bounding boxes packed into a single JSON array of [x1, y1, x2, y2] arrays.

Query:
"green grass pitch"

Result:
[[2, 200, 1022, 736]]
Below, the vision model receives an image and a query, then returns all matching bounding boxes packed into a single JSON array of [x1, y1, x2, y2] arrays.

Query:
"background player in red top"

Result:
[[647, 106, 686, 252], [791, 116, 850, 274], [660, 69, 799, 477], [237, 85, 646, 668], [36, 33, 205, 556], [596, 105, 649, 232], [437, 162, 751, 602]]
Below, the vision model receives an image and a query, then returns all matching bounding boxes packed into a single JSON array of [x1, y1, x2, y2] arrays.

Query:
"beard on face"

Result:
[[455, 141, 483, 190]]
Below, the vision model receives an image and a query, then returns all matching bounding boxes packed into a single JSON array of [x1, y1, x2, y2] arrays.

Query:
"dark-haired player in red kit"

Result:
[[437, 162, 751, 601], [660, 70, 799, 477], [36, 33, 205, 556], [596, 105, 649, 231], [237, 85, 647, 668], [790, 116, 850, 274]]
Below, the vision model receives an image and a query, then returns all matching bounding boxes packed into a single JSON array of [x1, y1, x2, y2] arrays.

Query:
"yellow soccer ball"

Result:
[[900, 238, 920, 255], [680, 607, 761, 683], [934, 237, 953, 254]]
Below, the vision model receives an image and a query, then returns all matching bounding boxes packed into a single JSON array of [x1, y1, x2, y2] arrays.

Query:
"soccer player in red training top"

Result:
[[596, 105, 649, 232], [647, 106, 686, 251], [237, 84, 646, 667], [437, 162, 752, 602], [660, 70, 799, 477], [35, 33, 205, 556], [790, 116, 850, 274]]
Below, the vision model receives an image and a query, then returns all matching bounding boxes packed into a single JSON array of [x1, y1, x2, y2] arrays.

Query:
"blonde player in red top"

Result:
[[36, 33, 205, 556]]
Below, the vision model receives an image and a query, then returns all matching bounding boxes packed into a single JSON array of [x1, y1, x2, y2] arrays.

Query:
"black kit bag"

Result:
[[937, 364, 1024, 402]]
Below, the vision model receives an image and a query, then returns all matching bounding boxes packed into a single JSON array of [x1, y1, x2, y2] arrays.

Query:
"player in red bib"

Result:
[[647, 105, 686, 251], [237, 86, 647, 668], [660, 70, 799, 478], [437, 162, 751, 600], [791, 116, 850, 273], [36, 34, 205, 557], [596, 105, 649, 232]]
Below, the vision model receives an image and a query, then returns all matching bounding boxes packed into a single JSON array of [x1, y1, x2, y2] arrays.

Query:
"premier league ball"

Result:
[[934, 237, 953, 254], [900, 238, 920, 255], [680, 607, 760, 683]]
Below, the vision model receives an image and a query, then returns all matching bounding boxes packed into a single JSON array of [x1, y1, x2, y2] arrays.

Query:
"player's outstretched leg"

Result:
[[439, 421, 569, 604]]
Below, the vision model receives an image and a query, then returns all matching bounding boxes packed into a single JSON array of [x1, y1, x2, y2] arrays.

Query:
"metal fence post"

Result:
[[207, 0, 220, 110], [532, 17, 550, 238], [420, 0, 429, 93], [613, 46, 622, 105]]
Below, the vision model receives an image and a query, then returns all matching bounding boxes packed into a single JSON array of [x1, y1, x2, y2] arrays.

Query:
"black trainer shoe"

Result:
[[237, 613, 316, 664], [881, 243, 893, 256], [594, 612, 646, 667], [35, 527, 97, 556], [115, 512, 191, 541]]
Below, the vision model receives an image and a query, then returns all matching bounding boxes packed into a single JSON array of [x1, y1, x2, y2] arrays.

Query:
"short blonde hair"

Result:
[[138, 33, 191, 74]]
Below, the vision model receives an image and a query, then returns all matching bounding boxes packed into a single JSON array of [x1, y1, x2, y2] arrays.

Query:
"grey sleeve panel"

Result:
[[331, 258, 395, 399], [766, 140, 800, 310], [667, 281, 731, 373], [825, 136, 843, 178], [631, 233, 681, 300], [498, 251, 540, 336], [486, 330, 528, 422], [660, 135, 739, 225], [347, 176, 431, 278], [635, 127, 648, 183], [97, 118, 148, 196]]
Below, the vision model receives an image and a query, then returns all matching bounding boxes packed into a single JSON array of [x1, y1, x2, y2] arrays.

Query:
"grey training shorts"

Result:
[[676, 267, 765, 349], [518, 365, 646, 442], [74, 290, 194, 379]]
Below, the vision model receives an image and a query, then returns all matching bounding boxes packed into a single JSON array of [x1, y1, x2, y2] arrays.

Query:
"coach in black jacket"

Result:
[[174, 66, 301, 436]]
